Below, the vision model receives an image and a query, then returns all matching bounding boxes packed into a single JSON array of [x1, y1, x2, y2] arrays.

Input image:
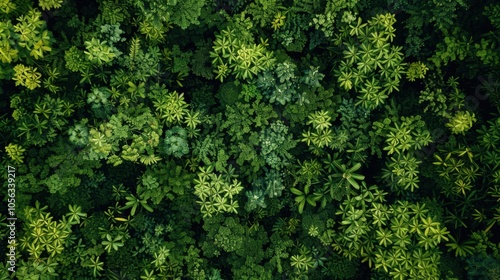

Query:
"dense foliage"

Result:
[[1, 0, 500, 279]]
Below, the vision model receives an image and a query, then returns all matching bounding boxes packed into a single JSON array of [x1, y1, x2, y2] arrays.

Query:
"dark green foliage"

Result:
[[210, 25, 275, 82], [117, 37, 160, 83], [2, 0, 500, 279], [165, 0, 206, 30], [466, 254, 500, 280], [272, 13, 311, 52], [322, 254, 359, 279], [10, 93, 74, 146], [191, 39, 215, 79], [388, 0, 468, 58], [264, 169, 286, 198], [220, 91, 278, 177], [262, 61, 298, 105], [245, 188, 267, 211], [260, 120, 296, 169], [245, 0, 284, 28], [87, 87, 112, 118], [137, 160, 194, 204]]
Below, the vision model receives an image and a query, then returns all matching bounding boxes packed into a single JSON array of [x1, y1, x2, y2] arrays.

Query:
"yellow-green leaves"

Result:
[[432, 148, 480, 196], [349, 17, 367, 36], [271, 11, 286, 30], [102, 233, 124, 253], [383, 116, 431, 156], [84, 38, 117, 65], [301, 111, 335, 150], [184, 110, 201, 131], [153, 90, 189, 125], [6, 9, 53, 62], [127, 81, 146, 100], [210, 27, 275, 82], [0, 39, 18, 63], [382, 153, 421, 192], [12, 64, 42, 90], [39, 0, 63, 10], [446, 110, 477, 135], [20, 202, 73, 260], [290, 250, 314, 272], [5, 143, 25, 164], [30, 30, 52, 59], [306, 110, 332, 131], [406, 61, 429, 81], [0, 0, 16, 14], [335, 13, 405, 111], [194, 166, 243, 218], [380, 116, 430, 194]]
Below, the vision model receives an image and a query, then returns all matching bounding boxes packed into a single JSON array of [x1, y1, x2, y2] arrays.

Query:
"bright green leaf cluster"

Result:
[[210, 28, 275, 81], [39, 0, 63, 10], [84, 38, 118, 65], [194, 166, 243, 218], [12, 64, 41, 89], [0, 0, 16, 14], [20, 202, 73, 261], [301, 110, 335, 150], [446, 110, 477, 135], [335, 13, 405, 110], [406, 61, 428, 81], [5, 143, 25, 164]]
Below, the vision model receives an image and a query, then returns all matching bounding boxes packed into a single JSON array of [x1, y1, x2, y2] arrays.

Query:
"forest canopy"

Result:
[[1, 0, 500, 279]]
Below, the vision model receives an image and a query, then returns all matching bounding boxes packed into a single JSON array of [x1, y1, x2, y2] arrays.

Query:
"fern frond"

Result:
[[129, 37, 141, 62]]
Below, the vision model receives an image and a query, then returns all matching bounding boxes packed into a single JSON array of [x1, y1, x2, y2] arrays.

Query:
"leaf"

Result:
[[351, 173, 365, 180], [298, 200, 305, 214], [349, 163, 362, 172], [306, 196, 317, 207], [290, 187, 303, 196], [141, 201, 154, 212], [347, 177, 360, 189]]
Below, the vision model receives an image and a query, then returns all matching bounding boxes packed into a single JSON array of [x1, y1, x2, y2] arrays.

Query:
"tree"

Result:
[[290, 184, 321, 214], [194, 166, 243, 218], [120, 193, 154, 216], [5, 143, 25, 164], [334, 13, 406, 111], [2, 0, 500, 279], [12, 64, 42, 89], [210, 27, 275, 81]]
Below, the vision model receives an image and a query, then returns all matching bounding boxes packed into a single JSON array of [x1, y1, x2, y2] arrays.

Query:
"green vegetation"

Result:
[[1, 0, 500, 279]]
